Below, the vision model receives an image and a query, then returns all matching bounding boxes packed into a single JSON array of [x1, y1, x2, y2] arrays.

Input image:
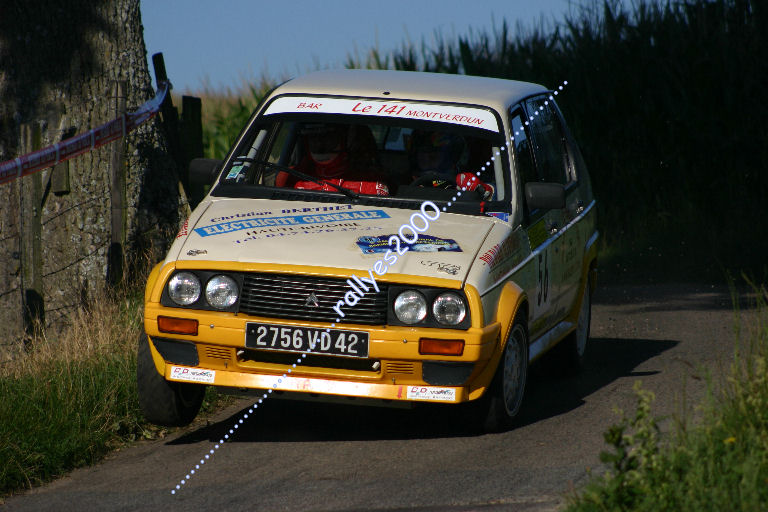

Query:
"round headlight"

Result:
[[394, 290, 427, 324], [432, 293, 467, 325], [205, 275, 239, 309], [168, 272, 201, 306]]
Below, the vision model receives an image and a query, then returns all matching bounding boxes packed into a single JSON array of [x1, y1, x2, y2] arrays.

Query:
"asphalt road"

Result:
[[3, 283, 756, 512]]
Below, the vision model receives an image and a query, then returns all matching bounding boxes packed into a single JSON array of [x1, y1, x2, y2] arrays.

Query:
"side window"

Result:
[[509, 111, 537, 186], [524, 97, 571, 185]]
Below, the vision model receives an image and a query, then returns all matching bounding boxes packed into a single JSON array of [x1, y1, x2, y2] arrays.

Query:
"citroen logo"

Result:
[[304, 292, 319, 307]]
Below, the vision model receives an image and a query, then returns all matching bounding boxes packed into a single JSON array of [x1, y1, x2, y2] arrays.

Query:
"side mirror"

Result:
[[525, 182, 565, 211], [189, 158, 223, 187]]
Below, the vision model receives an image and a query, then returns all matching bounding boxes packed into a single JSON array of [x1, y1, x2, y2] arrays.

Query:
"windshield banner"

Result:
[[264, 96, 499, 132]]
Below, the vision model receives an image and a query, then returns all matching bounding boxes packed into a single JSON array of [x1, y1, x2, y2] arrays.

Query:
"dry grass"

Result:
[[0, 290, 142, 380]]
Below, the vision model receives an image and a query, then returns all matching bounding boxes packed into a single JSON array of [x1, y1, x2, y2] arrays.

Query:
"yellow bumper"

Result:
[[166, 362, 470, 403], [145, 307, 501, 404]]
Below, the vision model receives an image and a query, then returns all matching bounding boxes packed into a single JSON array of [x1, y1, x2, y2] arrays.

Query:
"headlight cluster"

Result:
[[167, 272, 239, 310], [393, 290, 467, 326], [205, 275, 239, 308]]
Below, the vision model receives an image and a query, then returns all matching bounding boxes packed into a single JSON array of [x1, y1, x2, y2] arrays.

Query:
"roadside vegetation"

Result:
[[198, 0, 767, 281], [0, 263, 228, 497], [565, 284, 768, 510], [0, 285, 146, 495]]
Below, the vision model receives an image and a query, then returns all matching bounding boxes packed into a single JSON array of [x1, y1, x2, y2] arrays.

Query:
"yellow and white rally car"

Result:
[[137, 69, 597, 431]]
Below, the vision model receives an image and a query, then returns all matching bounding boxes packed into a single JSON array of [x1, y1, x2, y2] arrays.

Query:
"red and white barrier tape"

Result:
[[0, 80, 170, 186]]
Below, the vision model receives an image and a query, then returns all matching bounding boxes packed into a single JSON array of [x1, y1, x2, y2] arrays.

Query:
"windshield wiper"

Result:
[[232, 157, 360, 200]]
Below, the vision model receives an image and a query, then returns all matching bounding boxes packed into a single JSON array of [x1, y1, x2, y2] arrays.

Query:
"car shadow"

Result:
[[168, 336, 677, 445], [514, 336, 676, 428]]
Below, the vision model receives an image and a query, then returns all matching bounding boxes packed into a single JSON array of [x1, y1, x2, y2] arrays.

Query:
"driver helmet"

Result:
[[412, 131, 466, 180], [302, 123, 349, 178]]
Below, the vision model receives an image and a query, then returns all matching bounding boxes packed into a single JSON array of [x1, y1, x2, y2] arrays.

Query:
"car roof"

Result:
[[268, 69, 548, 111]]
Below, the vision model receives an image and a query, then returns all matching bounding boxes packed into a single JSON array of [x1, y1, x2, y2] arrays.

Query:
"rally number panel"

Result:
[[245, 322, 369, 358]]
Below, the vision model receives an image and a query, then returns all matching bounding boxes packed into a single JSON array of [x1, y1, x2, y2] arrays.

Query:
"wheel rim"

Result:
[[575, 285, 591, 357], [502, 324, 527, 416]]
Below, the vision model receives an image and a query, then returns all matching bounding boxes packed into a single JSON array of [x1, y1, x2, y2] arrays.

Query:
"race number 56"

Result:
[[537, 250, 550, 307]]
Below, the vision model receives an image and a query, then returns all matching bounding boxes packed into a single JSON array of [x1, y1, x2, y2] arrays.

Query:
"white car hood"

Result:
[[170, 198, 498, 282]]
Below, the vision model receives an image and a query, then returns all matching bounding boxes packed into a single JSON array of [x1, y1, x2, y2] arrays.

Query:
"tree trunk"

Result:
[[0, 0, 185, 338]]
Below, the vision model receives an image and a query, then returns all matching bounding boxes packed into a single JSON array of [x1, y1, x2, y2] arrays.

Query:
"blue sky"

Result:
[[140, 0, 588, 93]]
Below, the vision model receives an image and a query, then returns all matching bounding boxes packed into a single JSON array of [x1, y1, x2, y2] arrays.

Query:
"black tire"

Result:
[[544, 281, 592, 376], [473, 315, 529, 433], [136, 332, 205, 426]]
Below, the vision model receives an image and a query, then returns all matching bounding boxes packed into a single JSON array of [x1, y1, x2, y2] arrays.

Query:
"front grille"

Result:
[[205, 346, 232, 360], [385, 362, 416, 375], [239, 272, 389, 325]]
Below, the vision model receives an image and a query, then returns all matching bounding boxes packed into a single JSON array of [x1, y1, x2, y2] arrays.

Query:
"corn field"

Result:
[[200, 0, 768, 278]]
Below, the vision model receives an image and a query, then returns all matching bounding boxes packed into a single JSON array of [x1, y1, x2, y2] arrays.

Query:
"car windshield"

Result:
[[212, 95, 509, 214]]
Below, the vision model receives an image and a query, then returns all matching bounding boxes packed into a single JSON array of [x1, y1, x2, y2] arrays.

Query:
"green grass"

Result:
[[565, 285, 768, 511], [0, 350, 142, 493], [0, 283, 230, 497]]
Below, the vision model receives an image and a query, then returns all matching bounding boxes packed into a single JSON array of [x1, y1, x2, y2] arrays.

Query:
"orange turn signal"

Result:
[[419, 338, 464, 356], [157, 316, 198, 335]]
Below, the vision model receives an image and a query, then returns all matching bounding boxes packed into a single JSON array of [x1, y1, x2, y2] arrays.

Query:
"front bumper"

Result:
[[144, 307, 501, 404]]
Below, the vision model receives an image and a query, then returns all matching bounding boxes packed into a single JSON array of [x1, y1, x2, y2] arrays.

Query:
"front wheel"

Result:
[[136, 332, 205, 426], [477, 316, 529, 432]]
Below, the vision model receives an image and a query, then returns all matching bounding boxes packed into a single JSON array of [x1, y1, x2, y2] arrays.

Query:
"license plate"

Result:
[[245, 322, 369, 358]]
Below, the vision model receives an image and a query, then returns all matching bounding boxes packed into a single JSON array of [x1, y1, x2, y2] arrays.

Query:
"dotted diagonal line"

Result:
[[171, 79, 568, 495]]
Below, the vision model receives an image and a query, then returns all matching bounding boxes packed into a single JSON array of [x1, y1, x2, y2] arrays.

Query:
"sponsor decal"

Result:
[[527, 219, 548, 250], [334, 201, 442, 320], [280, 205, 354, 214], [420, 260, 461, 275], [225, 164, 246, 181], [406, 386, 457, 402], [356, 234, 461, 254], [233, 222, 380, 243], [170, 366, 216, 384], [210, 210, 273, 222], [264, 96, 499, 132], [479, 236, 521, 268], [176, 218, 189, 239], [486, 211, 510, 222], [186, 249, 207, 256], [195, 209, 390, 237], [209, 205, 353, 223], [479, 235, 524, 281]]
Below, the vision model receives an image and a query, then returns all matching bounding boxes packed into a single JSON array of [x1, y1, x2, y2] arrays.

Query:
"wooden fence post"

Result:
[[107, 80, 127, 289], [151, 53, 184, 175], [181, 95, 204, 208], [51, 117, 75, 196], [20, 122, 44, 339], [152, 52, 204, 211]]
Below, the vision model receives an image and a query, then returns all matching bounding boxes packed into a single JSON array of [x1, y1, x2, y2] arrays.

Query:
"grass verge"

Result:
[[0, 282, 229, 497], [565, 284, 768, 511]]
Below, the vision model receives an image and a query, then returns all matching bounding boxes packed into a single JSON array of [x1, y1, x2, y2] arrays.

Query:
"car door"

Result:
[[508, 107, 559, 339], [522, 96, 582, 326]]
